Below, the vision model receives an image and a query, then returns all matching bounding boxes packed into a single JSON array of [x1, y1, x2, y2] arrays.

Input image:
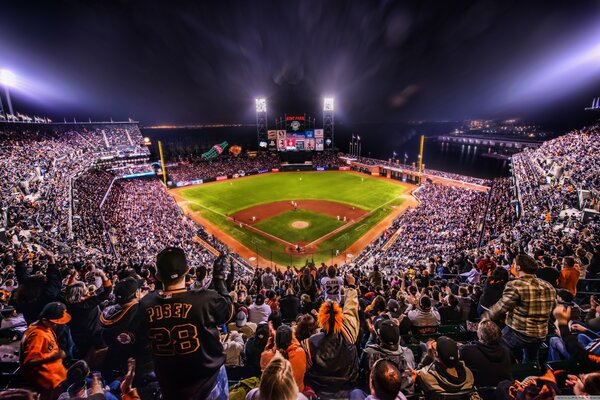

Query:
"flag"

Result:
[[404, 152, 408, 160], [393, 151, 397, 157], [352, 134, 356, 139], [357, 135, 361, 141]]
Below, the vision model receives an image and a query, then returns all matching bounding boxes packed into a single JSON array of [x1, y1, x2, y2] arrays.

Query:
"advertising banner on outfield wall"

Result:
[[175, 179, 204, 187], [267, 130, 277, 151], [216, 176, 228, 181], [271, 168, 279, 172], [339, 166, 350, 171]]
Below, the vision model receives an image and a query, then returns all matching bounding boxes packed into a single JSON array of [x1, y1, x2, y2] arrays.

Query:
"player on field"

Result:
[[320, 265, 344, 304], [138, 248, 234, 400]]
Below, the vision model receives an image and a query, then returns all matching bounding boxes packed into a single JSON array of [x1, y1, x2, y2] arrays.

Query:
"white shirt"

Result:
[[320, 276, 344, 303]]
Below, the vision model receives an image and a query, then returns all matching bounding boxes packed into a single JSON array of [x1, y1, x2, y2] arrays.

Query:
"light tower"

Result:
[[323, 97, 334, 149], [0, 69, 17, 116], [255, 98, 268, 150]]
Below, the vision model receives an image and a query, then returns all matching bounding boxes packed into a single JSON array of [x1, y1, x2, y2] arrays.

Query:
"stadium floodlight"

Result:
[[0, 69, 16, 88], [0, 69, 16, 116], [324, 97, 334, 111], [255, 98, 267, 113]]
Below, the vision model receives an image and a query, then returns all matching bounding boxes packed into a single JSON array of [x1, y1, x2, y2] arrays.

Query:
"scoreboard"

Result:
[[268, 115, 325, 152]]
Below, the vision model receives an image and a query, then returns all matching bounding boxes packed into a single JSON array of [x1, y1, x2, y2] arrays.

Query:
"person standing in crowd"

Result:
[[485, 254, 556, 363], [320, 265, 344, 304], [261, 267, 276, 291], [303, 274, 359, 398], [138, 248, 233, 400], [536, 256, 560, 287], [20, 302, 70, 399], [260, 324, 307, 391], [100, 277, 145, 379], [478, 267, 509, 316], [228, 310, 257, 339], [245, 355, 308, 400], [279, 288, 301, 323], [558, 256, 580, 296], [63, 268, 113, 359]]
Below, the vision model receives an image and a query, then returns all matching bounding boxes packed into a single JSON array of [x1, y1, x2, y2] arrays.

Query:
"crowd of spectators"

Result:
[[168, 153, 281, 183], [0, 123, 599, 400]]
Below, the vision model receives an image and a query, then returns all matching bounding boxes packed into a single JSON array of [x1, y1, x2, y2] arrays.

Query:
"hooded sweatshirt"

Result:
[[417, 361, 474, 396], [459, 341, 512, 386]]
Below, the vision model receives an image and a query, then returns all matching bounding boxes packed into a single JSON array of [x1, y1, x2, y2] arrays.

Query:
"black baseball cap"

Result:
[[40, 302, 71, 325], [156, 247, 188, 281], [437, 336, 459, 367], [420, 296, 432, 310], [378, 319, 400, 348], [114, 278, 139, 303]]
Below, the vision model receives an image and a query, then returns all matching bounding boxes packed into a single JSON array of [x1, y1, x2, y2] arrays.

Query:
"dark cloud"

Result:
[[0, 0, 598, 126]]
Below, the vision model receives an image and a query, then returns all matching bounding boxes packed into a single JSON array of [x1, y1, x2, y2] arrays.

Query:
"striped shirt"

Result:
[[487, 274, 556, 339]]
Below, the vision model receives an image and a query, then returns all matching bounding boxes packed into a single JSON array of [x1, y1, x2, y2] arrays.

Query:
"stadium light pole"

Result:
[[0, 69, 17, 116], [417, 134, 425, 185]]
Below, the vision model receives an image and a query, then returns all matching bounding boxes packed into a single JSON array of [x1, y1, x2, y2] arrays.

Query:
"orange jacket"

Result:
[[260, 338, 307, 391], [558, 267, 579, 296], [20, 323, 67, 391]]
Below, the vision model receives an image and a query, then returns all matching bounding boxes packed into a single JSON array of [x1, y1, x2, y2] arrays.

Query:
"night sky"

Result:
[[1, 1, 599, 127]]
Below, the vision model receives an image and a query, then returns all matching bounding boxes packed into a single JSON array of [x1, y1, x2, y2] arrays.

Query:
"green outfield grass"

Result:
[[180, 172, 407, 266], [254, 209, 345, 244]]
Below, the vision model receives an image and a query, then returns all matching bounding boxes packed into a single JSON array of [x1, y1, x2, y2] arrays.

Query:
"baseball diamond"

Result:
[[171, 171, 413, 266]]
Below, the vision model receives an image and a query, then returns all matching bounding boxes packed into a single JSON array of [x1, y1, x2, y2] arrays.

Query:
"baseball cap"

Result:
[[156, 247, 188, 281], [437, 336, 459, 368], [114, 278, 139, 303], [419, 296, 432, 310], [255, 323, 269, 341], [236, 311, 247, 327], [378, 319, 400, 348], [255, 293, 265, 305], [275, 324, 293, 350], [556, 289, 574, 305], [40, 302, 71, 325], [387, 299, 401, 318]]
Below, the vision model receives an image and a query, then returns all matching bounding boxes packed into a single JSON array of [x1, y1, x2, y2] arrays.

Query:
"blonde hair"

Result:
[[258, 354, 298, 400]]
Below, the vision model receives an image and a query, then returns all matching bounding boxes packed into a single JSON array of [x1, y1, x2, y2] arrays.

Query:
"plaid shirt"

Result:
[[487, 274, 556, 339]]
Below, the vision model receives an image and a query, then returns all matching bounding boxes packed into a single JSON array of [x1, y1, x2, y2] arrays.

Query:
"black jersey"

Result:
[[138, 287, 233, 400]]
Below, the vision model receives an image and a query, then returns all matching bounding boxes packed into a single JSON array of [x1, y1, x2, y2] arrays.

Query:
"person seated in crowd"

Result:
[[360, 319, 415, 394], [222, 330, 245, 367], [228, 310, 257, 339], [245, 323, 270, 369], [245, 354, 308, 400], [20, 302, 71, 398], [408, 296, 440, 333], [459, 320, 512, 387], [416, 336, 475, 399], [351, 359, 408, 400], [302, 274, 359, 398], [436, 294, 462, 323], [260, 324, 307, 391]]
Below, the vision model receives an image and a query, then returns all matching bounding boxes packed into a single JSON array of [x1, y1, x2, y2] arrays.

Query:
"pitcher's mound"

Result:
[[291, 221, 310, 229]]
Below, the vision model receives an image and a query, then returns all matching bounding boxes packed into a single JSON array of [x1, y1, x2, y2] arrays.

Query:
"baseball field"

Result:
[[172, 171, 412, 267]]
